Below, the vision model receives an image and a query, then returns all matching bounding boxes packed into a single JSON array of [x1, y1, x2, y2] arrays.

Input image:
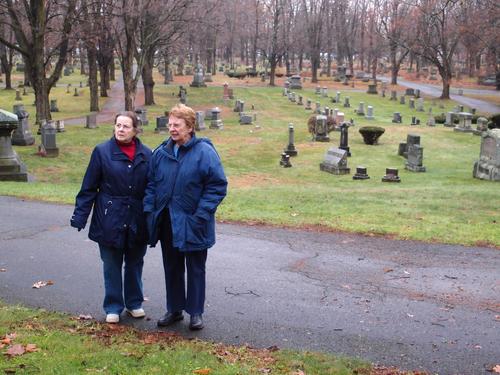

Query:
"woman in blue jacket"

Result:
[[71, 111, 151, 324], [144, 104, 227, 330]]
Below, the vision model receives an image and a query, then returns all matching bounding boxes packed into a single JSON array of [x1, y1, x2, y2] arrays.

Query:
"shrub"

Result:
[[359, 126, 385, 145], [488, 113, 500, 129], [434, 114, 446, 124]]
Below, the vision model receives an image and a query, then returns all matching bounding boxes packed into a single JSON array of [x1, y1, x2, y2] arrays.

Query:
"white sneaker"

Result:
[[126, 308, 145, 318], [106, 313, 120, 323]]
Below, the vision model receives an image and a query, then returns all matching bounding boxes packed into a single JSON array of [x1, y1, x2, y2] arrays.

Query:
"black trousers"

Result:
[[159, 210, 207, 315]]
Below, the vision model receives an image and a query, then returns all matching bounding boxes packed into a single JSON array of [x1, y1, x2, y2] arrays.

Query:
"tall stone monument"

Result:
[[190, 64, 207, 87]]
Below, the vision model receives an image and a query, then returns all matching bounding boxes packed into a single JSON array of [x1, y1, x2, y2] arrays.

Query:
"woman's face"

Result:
[[168, 115, 192, 146], [114, 115, 136, 143]]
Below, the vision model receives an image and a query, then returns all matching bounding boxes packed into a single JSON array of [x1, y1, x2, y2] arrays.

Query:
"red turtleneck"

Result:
[[116, 138, 136, 161]]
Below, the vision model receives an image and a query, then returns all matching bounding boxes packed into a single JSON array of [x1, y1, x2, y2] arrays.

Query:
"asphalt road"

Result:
[[0, 196, 498, 374]]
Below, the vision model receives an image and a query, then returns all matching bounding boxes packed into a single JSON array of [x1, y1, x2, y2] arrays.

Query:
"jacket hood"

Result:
[[156, 135, 217, 154]]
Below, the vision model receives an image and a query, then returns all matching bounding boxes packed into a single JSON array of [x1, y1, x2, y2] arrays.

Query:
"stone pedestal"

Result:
[[365, 106, 374, 120], [11, 104, 35, 146], [367, 84, 378, 94], [454, 112, 473, 133], [356, 102, 365, 116], [339, 123, 351, 156], [0, 109, 28, 181]]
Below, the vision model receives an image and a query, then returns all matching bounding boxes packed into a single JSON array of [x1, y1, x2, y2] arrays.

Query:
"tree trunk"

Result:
[[110, 59, 115, 81], [87, 45, 99, 112], [80, 45, 87, 75], [0, 57, 12, 90], [142, 52, 155, 105], [439, 66, 451, 99], [311, 54, 319, 83], [269, 59, 277, 86]]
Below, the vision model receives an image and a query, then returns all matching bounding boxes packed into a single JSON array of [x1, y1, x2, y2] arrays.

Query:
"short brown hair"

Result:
[[114, 111, 139, 129], [169, 104, 196, 135]]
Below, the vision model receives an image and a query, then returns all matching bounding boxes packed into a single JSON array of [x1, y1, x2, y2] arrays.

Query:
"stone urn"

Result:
[[359, 126, 385, 145]]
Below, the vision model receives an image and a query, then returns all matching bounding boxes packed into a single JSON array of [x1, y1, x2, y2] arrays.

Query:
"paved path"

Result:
[[0, 196, 498, 375], [381, 77, 500, 114]]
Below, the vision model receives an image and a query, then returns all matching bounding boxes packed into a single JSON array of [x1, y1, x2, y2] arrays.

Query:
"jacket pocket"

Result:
[[185, 215, 207, 247]]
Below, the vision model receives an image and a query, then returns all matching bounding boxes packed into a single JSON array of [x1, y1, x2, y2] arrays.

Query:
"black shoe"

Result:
[[157, 311, 183, 327], [189, 314, 204, 330]]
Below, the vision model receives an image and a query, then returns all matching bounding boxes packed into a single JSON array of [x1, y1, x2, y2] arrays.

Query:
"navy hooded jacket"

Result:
[[143, 135, 227, 250], [71, 137, 151, 249]]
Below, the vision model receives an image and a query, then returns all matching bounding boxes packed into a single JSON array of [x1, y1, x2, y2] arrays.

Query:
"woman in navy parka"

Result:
[[144, 104, 227, 330], [71, 111, 151, 324]]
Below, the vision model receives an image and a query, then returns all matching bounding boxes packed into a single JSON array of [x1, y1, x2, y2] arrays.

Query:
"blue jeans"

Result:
[[98, 243, 147, 314]]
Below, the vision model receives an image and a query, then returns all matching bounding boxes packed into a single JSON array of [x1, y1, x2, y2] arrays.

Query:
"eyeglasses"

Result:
[[115, 123, 133, 130]]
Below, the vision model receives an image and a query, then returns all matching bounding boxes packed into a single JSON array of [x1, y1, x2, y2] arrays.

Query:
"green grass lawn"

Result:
[[1, 79, 499, 247], [0, 302, 373, 375]]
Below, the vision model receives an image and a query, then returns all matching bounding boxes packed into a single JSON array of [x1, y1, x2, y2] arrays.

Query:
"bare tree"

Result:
[[0, 0, 78, 123], [0, 18, 14, 90]]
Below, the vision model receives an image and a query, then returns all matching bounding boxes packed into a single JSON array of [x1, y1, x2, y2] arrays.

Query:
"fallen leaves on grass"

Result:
[[5, 344, 25, 357], [32, 280, 54, 289], [490, 364, 500, 373], [193, 369, 211, 374], [0, 268, 6, 272], [78, 314, 93, 320], [2, 333, 39, 357]]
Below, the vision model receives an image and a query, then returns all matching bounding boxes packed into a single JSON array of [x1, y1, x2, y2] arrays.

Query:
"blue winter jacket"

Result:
[[71, 137, 151, 249], [143, 135, 227, 250]]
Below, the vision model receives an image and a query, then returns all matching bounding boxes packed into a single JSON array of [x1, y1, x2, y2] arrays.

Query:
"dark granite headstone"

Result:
[[279, 152, 292, 168], [284, 124, 297, 156], [11, 104, 35, 146], [405, 144, 426, 172], [473, 129, 500, 181], [353, 166, 370, 180], [155, 116, 169, 133], [312, 115, 329, 142], [39, 121, 59, 157], [339, 123, 351, 156], [382, 168, 401, 182], [135, 108, 148, 126], [210, 107, 223, 129]]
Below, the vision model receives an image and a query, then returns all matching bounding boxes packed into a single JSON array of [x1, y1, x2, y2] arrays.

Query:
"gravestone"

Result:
[[427, 110, 436, 126], [210, 107, 223, 129], [321, 87, 328, 97], [343, 97, 350, 108], [339, 123, 351, 156], [50, 99, 59, 112], [319, 147, 350, 175], [353, 166, 370, 180], [410, 116, 420, 126], [85, 113, 97, 129], [204, 73, 213, 83], [470, 108, 476, 115], [405, 88, 415, 96], [282, 87, 288, 97], [315, 102, 321, 114], [312, 115, 330, 142], [454, 112, 473, 133], [405, 143, 426, 172], [473, 129, 500, 181], [335, 91, 341, 103], [305, 99, 312, 110], [39, 121, 59, 157], [297, 95, 303, 105], [392, 112, 402, 123], [366, 106, 374, 120], [135, 108, 148, 126], [11, 104, 35, 146], [74, 88, 79, 97], [0, 109, 28, 181], [356, 102, 365, 116], [22, 87, 27, 96], [234, 99, 244, 113], [223, 83, 231, 100], [290, 92, 296, 103], [15, 90, 22, 101], [279, 152, 292, 168], [284, 124, 298, 156], [398, 133, 420, 158], [416, 98, 424, 112], [239, 113, 253, 125], [415, 89, 420, 98], [178, 85, 187, 104], [444, 112, 456, 127], [473, 117, 489, 135], [79, 81, 83, 88], [315, 86, 321, 95], [409, 98, 415, 109], [381, 89, 386, 98], [390, 91, 397, 101], [55, 120, 65, 133], [336, 111, 345, 124], [66, 84, 71, 94], [323, 107, 330, 116], [289, 75, 302, 90], [155, 116, 169, 133], [367, 83, 378, 94], [195, 111, 206, 131], [382, 168, 401, 182], [399, 95, 406, 105]]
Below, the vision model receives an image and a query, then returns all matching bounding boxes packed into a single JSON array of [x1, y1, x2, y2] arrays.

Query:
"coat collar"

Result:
[[110, 136, 147, 162]]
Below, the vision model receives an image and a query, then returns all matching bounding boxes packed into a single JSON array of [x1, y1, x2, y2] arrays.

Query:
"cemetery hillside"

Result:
[[1, 1, 499, 374]]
